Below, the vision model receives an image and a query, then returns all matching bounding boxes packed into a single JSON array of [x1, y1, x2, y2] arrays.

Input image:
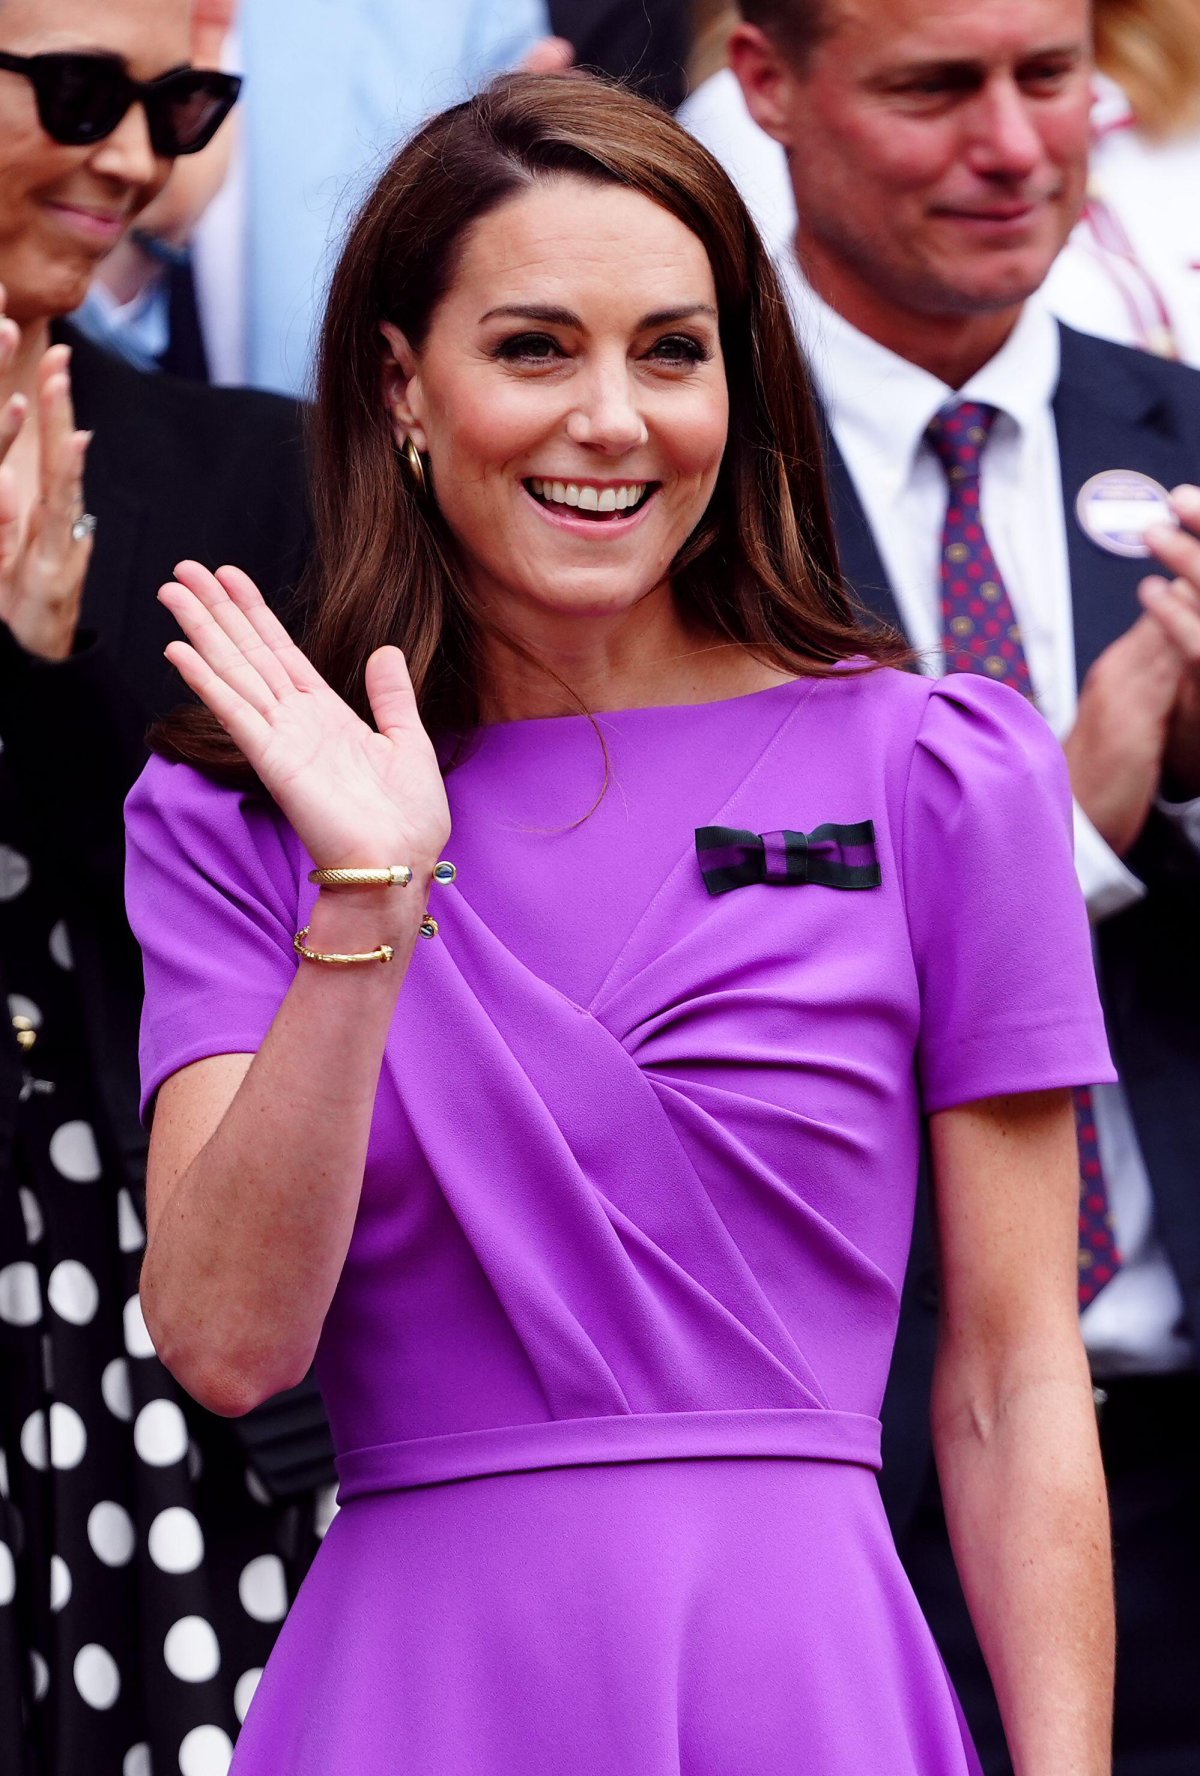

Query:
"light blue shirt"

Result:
[[239, 0, 549, 394]]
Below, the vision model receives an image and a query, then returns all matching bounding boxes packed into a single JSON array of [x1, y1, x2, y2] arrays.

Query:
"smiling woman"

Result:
[[129, 68, 1114, 1776]]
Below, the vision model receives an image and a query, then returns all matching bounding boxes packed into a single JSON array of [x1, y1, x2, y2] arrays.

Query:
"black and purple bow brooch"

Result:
[[695, 822, 882, 896]]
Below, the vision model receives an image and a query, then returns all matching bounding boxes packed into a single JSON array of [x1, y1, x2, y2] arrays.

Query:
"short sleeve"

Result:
[[902, 675, 1116, 1115], [125, 756, 302, 1118]]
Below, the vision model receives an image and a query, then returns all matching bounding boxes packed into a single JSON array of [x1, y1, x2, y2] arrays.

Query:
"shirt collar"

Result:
[[775, 247, 1061, 495]]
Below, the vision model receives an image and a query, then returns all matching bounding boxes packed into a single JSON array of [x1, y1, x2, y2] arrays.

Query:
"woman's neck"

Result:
[[477, 583, 793, 725]]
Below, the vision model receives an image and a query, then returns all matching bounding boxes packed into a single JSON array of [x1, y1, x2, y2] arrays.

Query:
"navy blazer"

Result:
[[822, 323, 1200, 1534]]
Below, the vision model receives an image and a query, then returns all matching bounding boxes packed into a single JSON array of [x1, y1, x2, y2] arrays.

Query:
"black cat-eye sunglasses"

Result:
[[0, 49, 241, 158]]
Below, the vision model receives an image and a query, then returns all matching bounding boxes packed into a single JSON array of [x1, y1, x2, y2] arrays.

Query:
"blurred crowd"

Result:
[[0, 1, 1197, 1774]]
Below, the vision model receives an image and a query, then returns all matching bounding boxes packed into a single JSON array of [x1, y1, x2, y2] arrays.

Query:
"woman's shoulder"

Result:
[[819, 662, 1062, 768], [126, 754, 303, 893]]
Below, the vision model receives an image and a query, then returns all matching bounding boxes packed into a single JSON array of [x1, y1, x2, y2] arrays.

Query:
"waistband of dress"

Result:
[[335, 1407, 882, 1500]]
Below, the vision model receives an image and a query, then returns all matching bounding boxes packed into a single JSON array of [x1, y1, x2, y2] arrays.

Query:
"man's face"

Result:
[[763, 0, 1092, 321]]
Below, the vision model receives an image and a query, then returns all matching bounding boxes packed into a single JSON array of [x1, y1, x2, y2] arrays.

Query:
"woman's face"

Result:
[[386, 176, 729, 632], [0, 0, 187, 324]]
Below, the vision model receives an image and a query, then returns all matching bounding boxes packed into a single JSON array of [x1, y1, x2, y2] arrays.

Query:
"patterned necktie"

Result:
[[926, 400, 1119, 1309]]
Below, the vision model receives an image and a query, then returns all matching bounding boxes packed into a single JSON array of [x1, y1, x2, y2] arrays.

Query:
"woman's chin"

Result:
[[4, 257, 93, 328]]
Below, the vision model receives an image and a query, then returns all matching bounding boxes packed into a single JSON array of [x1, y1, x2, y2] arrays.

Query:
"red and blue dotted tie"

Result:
[[926, 400, 1119, 1309]]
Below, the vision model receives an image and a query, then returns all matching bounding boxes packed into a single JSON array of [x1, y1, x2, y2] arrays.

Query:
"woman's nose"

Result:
[[565, 367, 649, 453]]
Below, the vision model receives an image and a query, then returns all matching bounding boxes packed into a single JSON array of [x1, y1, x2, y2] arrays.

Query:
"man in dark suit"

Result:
[[726, 2, 1200, 1772]]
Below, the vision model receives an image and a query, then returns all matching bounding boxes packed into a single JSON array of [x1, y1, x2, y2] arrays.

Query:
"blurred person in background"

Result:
[[188, 0, 556, 394], [73, 0, 242, 379], [679, 2, 795, 248], [0, 2, 324, 1771], [82, 0, 698, 393], [728, 0, 1200, 1770], [685, 0, 1200, 368], [1043, 0, 1200, 362], [65, 1, 560, 393]]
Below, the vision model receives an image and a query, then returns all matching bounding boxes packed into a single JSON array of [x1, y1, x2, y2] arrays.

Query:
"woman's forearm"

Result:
[[140, 886, 426, 1415], [932, 1338, 1114, 1776]]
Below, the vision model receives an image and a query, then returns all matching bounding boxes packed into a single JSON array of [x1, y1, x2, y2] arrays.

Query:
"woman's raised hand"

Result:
[[160, 561, 451, 879], [0, 329, 94, 661]]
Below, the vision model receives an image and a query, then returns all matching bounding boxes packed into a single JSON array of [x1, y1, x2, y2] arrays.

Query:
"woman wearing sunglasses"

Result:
[[0, 3, 322, 1773]]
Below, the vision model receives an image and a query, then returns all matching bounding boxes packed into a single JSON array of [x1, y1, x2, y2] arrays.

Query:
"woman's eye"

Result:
[[494, 333, 564, 364], [648, 334, 710, 365]]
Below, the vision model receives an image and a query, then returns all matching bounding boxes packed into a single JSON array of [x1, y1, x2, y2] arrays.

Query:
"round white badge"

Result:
[[1075, 471, 1177, 559]]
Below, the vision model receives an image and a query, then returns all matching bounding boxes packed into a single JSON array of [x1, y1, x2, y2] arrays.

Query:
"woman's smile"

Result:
[[521, 475, 659, 533]]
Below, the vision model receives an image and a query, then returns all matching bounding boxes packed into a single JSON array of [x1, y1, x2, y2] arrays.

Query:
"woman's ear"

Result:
[[380, 322, 427, 452]]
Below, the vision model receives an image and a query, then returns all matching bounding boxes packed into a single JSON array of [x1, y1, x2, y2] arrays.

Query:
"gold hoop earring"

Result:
[[403, 436, 428, 498]]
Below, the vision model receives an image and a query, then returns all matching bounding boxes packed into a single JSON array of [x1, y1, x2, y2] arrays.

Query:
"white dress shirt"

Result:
[[775, 259, 1196, 1373]]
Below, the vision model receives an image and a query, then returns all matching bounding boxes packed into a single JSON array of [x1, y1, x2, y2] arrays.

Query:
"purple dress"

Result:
[[126, 667, 1114, 1775]]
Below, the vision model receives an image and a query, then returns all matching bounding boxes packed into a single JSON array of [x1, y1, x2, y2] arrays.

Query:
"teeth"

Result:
[[528, 475, 646, 511], [528, 479, 648, 513]]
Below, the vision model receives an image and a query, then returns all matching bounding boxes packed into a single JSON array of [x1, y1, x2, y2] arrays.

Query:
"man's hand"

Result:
[[1142, 485, 1200, 801], [519, 37, 575, 73], [191, 0, 237, 69], [1063, 483, 1200, 855], [1063, 612, 1183, 857]]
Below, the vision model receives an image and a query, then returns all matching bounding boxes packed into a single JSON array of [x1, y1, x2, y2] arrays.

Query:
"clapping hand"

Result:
[[159, 562, 452, 894], [0, 314, 94, 662], [1064, 483, 1200, 854], [1142, 484, 1200, 801]]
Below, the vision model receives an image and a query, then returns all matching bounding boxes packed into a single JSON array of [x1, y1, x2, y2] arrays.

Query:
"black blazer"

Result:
[[0, 324, 309, 1182], [0, 327, 333, 1495], [824, 324, 1200, 1534]]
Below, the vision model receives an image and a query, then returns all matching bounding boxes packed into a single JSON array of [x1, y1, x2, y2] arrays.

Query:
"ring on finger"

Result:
[[71, 512, 97, 544]]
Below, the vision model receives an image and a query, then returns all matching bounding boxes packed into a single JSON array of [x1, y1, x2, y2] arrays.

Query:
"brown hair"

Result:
[[154, 70, 902, 784], [736, 0, 836, 70], [1095, 0, 1200, 139]]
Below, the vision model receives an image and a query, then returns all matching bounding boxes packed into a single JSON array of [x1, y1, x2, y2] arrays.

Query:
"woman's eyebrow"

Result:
[[479, 304, 581, 327], [479, 302, 718, 327]]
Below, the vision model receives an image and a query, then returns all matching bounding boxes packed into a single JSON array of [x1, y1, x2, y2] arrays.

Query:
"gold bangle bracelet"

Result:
[[308, 865, 413, 889], [307, 861, 457, 890], [293, 926, 394, 966]]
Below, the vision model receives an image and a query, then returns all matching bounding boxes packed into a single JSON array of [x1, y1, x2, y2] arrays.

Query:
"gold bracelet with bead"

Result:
[[293, 926, 395, 966], [308, 861, 458, 890]]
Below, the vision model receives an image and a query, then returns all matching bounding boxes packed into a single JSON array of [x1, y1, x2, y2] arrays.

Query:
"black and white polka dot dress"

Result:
[[0, 750, 332, 1776]]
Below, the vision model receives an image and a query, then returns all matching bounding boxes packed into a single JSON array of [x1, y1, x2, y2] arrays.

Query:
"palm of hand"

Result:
[[255, 676, 449, 872], [160, 561, 450, 874], [0, 343, 93, 661]]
